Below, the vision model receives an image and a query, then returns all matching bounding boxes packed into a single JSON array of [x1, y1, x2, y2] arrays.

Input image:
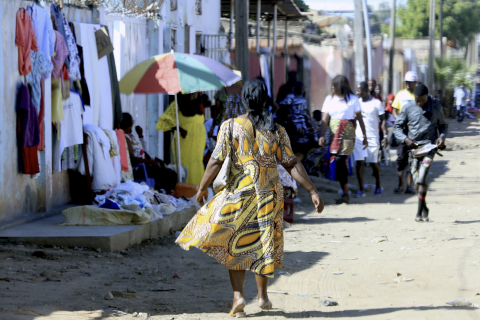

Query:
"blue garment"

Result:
[[27, 3, 55, 78], [26, 50, 54, 112]]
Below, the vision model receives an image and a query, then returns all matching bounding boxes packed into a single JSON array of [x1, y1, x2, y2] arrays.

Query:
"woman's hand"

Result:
[[196, 188, 209, 206], [311, 192, 324, 214], [318, 137, 325, 147]]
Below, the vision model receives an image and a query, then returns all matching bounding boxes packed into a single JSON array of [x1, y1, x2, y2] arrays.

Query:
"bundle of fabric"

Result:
[[75, 125, 117, 192]]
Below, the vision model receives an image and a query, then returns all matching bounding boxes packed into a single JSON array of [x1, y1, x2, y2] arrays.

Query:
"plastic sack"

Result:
[[61, 205, 151, 226], [157, 203, 177, 215], [446, 298, 478, 307]]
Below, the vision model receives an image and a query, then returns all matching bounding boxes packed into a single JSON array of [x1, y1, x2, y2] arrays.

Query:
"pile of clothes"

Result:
[[93, 180, 194, 222]]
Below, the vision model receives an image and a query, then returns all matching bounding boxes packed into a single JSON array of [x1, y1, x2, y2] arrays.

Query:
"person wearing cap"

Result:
[[391, 71, 417, 194], [393, 83, 448, 222]]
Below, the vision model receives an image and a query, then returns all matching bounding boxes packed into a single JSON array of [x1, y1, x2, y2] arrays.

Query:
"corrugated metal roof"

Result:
[[220, 0, 306, 20]]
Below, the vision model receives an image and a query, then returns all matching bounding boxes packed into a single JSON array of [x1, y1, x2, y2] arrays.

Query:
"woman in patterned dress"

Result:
[[318, 75, 368, 204], [176, 80, 324, 317]]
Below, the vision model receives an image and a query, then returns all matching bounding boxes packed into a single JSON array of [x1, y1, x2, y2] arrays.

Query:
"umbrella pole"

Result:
[[174, 94, 182, 184]]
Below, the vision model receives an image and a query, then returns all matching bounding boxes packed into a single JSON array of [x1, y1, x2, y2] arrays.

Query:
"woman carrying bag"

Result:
[[318, 75, 368, 204], [175, 79, 324, 317]]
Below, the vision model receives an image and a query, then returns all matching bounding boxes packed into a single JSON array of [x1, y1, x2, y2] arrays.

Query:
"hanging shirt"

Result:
[[27, 3, 55, 77], [16, 8, 38, 75], [63, 16, 81, 80], [55, 91, 85, 170], [50, 3, 67, 56], [26, 50, 54, 113], [17, 84, 40, 175], [51, 31, 69, 79], [17, 84, 40, 147]]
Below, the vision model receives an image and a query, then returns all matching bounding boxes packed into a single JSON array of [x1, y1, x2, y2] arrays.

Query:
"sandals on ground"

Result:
[[229, 299, 246, 318], [336, 195, 351, 205], [404, 187, 416, 194], [394, 186, 404, 194], [258, 300, 273, 311]]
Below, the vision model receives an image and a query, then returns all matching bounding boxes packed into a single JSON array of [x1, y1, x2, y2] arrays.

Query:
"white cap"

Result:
[[404, 71, 418, 82]]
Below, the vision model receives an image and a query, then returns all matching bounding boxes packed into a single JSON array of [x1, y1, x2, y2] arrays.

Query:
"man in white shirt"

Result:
[[353, 82, 388, 196], [453, 83, 467, 122]]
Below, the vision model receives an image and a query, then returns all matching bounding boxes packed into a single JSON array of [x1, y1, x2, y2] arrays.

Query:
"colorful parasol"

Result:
[[119, 52, 241, 95], [119, 52, 241, 183]]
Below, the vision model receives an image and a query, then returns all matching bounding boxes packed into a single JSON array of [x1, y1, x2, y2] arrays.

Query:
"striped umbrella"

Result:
[[119, 52, 242, 183]]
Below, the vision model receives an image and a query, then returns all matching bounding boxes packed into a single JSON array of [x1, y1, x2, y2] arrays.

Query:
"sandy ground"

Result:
[[0, 118, 479, 320]]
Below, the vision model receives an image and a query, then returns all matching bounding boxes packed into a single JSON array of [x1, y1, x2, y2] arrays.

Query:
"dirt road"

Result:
[[1, 119, 479, 320]]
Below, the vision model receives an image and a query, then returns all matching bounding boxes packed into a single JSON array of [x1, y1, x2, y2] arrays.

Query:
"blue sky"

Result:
[[305, 0, 398, 10]]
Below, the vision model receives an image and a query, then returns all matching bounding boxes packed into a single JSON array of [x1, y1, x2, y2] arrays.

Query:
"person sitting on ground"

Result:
[[318, 75, 368, 204], [393, 83, 448, 222], [119, 113, 178, 194], [353, 82, 388, 196]]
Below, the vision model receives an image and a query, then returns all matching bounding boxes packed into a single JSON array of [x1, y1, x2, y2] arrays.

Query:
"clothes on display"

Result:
[[63, 16, 81, 80], [16, 8, 38, 76], [27, 3, 55, 78], [50, 3, 69, 69], [95, 27, 114, 59], [17, 84, 40, 175], [26, 50, 53, 113], [102, 26, 123, 129]]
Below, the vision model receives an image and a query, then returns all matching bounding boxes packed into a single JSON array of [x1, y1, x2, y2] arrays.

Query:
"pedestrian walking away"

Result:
[[393, 83, 448, 222], [453, 83, 468, 122], [391, 71, 417, 194], [318, 75, 368, 204], [175, 79, 324, 317], [353, 82, 388, 196]]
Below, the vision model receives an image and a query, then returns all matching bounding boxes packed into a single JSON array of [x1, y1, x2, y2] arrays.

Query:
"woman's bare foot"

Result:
[[258, 298, 272, 310], [230, 297, 246, 317]]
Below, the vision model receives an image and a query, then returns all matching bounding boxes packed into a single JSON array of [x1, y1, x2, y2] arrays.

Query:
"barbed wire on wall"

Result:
[[60, 0, 164, 20]]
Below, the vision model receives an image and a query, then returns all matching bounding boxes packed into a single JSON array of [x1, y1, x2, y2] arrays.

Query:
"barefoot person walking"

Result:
[[393, 84, 448, 222], [176, 79, 324, 317]]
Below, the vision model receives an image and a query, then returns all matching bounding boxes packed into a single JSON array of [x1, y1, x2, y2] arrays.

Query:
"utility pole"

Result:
[[235, 0, 249, 81], [354, 0, 365, 85], [361, 0, 373, 80], [428, 0, 435, 91], [388, 0, 396, 94], [440, 0, 444, 58]]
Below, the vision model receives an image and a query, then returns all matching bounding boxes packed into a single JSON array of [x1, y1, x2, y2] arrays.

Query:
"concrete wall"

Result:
[[163, 0, 222, 54], [303, 44, 345, 112], [0, 1, 93, 223]]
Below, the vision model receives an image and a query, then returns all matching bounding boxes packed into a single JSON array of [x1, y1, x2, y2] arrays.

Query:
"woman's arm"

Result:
[[196, 158, 224, 205], [318, 112, 330, 147], [282, 158, 324, 213], [126, 139, 156, 166], [355, 111, 368, 150]]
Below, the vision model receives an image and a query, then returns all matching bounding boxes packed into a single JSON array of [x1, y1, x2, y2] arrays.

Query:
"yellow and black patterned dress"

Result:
[[176, 118, 295, 277]]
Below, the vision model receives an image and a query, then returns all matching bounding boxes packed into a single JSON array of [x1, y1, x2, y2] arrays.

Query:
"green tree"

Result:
[[396, 0, 480, 48], [370, 2, 391, 34], [294, 0, 310, 12]]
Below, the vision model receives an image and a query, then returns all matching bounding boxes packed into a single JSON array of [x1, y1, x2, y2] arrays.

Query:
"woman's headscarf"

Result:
[[385, 93, 395, 113]]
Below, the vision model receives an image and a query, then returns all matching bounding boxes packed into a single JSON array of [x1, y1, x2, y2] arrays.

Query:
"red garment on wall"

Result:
[[16, 8, 38, 75]]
